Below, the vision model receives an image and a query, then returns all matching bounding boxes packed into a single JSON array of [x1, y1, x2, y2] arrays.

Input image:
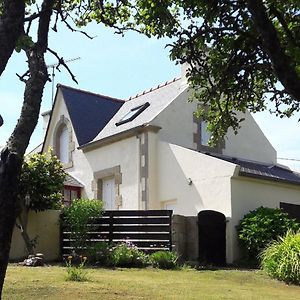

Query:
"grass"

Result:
[[3, 265, 300, 300]]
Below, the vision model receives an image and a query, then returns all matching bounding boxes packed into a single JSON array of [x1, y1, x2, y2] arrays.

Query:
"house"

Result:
[[38, 67, 300, 263]]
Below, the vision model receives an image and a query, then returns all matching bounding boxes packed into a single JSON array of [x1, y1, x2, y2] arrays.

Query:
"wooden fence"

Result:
[[61, 210, 173, 256]]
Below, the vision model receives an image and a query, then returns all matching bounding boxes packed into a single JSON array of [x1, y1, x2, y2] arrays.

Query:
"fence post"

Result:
[[169, 210, 173, 251], [108, 211, 113, 244]]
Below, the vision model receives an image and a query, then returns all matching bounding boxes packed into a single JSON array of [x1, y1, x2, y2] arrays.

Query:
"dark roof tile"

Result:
[[60, 85, 124, 146], [209, 154, 300, 185]]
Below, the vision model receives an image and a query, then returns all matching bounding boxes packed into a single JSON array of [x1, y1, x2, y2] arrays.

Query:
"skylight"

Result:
[[115, 102, 150, 126]]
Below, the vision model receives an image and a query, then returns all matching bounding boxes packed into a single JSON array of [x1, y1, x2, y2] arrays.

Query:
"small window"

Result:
[[59, 125, 69, 163], [116, 102, 150, 126], [200, 121, 211, 146]]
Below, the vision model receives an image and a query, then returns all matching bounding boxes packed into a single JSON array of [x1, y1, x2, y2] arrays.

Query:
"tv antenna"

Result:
[[47, 56, 81, 104]]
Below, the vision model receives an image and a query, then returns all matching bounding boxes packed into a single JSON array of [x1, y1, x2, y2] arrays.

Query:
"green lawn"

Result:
[[3, 265, 300, 300]]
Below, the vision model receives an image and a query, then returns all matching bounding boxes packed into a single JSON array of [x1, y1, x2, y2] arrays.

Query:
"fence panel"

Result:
[[61, 210, 172, 257]]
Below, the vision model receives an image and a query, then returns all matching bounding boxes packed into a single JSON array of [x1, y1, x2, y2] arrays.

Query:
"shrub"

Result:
[[65, 255, 89, 282], [150, 251, 178, 269], [62, 198, 103, 254], [237, 207, 300, 260], [110, 242, 148, 268], [260, 231, 300, 284], [87, 242, 112, 266]]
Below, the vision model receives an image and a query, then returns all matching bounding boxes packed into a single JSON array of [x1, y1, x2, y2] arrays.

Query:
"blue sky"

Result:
[[0, 22, 300, 170]]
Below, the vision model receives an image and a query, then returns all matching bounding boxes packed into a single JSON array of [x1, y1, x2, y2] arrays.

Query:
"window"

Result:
[[116, 102, 150, 126], [200, 121, 211, 146], [63, 186, 81, 206], [59, 125, 69, 163]]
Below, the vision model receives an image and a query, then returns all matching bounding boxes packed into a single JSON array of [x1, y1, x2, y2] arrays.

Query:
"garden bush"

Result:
[[237, 206, 300, 260], [87, 242, 113, 266], [260, 231, 300, 285], [62, 198, 103, 254], [110, 242, 148, 268], [150, 251, 178, 269]]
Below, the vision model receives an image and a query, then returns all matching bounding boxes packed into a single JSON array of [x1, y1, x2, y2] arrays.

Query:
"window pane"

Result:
[[59, 126, 69, 163], [201, 121, 211, 146], [71, 190, 78, 201]]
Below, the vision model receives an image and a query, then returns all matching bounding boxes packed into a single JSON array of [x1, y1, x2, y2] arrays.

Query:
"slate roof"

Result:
[[88, 77, 186, 145], [60, 85, 124, 146], [210, 154, 300, 185], [64, 173, 84, 187]]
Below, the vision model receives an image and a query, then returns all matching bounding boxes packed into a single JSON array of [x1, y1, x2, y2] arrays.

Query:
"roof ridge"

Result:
[[127, 77, 181, 101], [57, 84, 125, 103]]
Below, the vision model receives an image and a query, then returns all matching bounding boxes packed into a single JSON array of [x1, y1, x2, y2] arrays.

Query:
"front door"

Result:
[[102, 177, 115, 210]]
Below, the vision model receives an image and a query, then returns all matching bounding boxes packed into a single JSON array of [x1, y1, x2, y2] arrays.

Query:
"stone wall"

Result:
[[172, 215, 198, 263]]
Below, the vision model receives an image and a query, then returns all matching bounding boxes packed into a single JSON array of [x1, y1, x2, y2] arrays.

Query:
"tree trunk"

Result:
[[0, 1, 54, 296], [0, 148, 23, 295], [16, 207, 35, 255], [0, 1, 25, 76]]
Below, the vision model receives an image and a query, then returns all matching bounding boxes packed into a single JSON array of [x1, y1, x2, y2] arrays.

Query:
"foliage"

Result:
[[150, 251, 179, 270], [19, 150, 65, 212], [16, 150, 65, 254], [74, 0, 300, 143], [87, 242, 113, 266], [62, 199, 103, 254], [65, 255, 89, 282], [238, 207, 300, 260], [110, 242, 149, 268], [260, 231, 300, 285]]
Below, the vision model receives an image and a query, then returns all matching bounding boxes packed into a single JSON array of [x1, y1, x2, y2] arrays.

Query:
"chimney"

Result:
[[41, 110, 51, 137], [181, 63, 191, 86]]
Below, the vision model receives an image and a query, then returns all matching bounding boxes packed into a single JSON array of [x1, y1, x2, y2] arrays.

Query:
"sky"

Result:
[[0, 21, 300, 171]]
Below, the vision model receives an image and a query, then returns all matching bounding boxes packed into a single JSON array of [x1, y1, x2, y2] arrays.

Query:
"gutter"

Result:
[[79, 124, 161, 152]]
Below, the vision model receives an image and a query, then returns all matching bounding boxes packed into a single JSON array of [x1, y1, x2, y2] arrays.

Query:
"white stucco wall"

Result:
[[43, 90, 94, 199], [231, 176, 300, 261], [223, 110, 277, 164], [152, 140, 237, 215], [10, 210, 60, 261], [84, 136, 140, 209], [151, 88, 198, 150], [151, 87, 276, 164]]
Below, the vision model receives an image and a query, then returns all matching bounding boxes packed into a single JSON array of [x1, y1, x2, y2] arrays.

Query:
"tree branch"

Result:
[[246, 0, 300, 102]]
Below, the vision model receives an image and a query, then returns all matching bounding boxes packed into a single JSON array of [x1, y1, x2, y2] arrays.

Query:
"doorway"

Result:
[[198, 210, 226, 266], [102, 177, 116, 210]]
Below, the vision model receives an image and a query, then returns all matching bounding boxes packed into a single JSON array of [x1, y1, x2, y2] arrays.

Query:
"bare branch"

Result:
[[47, 48, 78, 84]]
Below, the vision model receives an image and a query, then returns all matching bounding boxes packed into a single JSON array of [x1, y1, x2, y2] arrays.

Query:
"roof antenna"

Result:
[[47, 57, 81, 105]]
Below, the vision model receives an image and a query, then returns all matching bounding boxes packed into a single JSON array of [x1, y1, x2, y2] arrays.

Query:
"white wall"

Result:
[[231, 177, 300, 261], [151, 88, 198, 150], [154, 141, 236, 216], [84, 136, 140, 209], [223, 110, 277, 164], [10, 210, 60, 261], [151, 87, 276, 164]]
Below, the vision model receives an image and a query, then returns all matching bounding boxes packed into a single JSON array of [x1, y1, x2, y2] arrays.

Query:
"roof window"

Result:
[[116, 102, 150, 126]]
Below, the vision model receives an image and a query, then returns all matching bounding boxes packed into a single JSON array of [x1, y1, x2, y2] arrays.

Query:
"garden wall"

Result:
[[172, 215, 198, 263], [9, 210, 60, 261]]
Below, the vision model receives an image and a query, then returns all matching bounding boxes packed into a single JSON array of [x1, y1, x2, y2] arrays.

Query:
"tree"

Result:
[[16, 151, 65, 255], [0, 0, 133, 295], [83, 0, 300, 143]]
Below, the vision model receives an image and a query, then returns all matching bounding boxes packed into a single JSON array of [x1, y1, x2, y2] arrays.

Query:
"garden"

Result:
[[4, 153, 300, 299]]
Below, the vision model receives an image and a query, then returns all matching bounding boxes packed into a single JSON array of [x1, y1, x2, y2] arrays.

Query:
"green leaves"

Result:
[[237, 206, 300, 261], [19, 150, 66, 212], [260, 231, 300, 284], [15, 35, 34, 53], [62, 198, 103, 253]]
